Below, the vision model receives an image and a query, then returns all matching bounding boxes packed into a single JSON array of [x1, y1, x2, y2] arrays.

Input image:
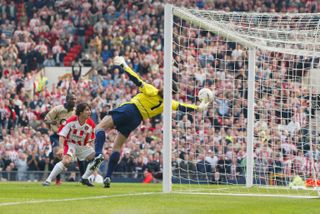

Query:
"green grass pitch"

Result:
[[0, 182, 319, 214]]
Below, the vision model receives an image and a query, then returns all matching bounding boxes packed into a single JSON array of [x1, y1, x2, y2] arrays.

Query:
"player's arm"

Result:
[[172, 100, 209, 112], [44, 107, 58, 127], [86, 134, 95, 147], [114, 56, 158, 96], [123, 64, 143, 87], [56, 119, 71, 155], [56, 136, 66, 156], [86, 119, 96, 145], [89, 127, 96, 143]]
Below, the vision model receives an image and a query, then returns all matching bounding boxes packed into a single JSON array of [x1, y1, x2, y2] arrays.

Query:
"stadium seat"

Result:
[[64, 60, 72, 67]]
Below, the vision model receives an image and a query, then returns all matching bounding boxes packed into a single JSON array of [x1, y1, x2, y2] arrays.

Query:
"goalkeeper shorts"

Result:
[[109, 104, 142, 137]]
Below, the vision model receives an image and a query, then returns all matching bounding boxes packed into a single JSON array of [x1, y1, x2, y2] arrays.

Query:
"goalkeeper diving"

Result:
[[90, 56, 211, 188]]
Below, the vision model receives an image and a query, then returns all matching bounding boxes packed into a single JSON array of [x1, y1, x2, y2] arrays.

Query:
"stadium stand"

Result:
[[0, 0, 319, 182]]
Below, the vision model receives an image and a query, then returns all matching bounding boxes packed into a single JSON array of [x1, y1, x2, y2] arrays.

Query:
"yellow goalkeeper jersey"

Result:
[[121, 66, 197, 120]]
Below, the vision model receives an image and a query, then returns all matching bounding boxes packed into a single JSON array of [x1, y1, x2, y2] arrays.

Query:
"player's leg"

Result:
[[50, 133, 62, 185], [78, 159, 87, 177], [102, 104, 142, 188], [43, 154, 72, 186], [95, 115, 115, 155], [78, 146, 96, 187], [43, 143, 74, 186], [103, 133, 127, 188], [90, 115, 115, 170]]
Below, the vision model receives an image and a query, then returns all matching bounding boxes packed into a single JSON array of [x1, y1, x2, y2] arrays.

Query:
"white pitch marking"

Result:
[[0, 192, 160, 207], [173, 191, 320, 199]]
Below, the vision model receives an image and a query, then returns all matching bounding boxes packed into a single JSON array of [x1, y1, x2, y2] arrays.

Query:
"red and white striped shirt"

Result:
[[58, 116, 95, 146]]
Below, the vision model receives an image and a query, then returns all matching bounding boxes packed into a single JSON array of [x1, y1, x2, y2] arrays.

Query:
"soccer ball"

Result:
[[198, 88, 214, 102]]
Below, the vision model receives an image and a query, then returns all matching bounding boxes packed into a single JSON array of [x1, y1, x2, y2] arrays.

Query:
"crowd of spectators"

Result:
[[0, 0, 319, 185]]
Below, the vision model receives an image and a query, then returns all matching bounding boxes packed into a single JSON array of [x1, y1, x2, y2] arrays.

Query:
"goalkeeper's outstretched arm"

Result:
[[114, 56, 158, 96], [114, 56, 211, 111], [121, 63, 143, 87], [172, 100, 209, 112]]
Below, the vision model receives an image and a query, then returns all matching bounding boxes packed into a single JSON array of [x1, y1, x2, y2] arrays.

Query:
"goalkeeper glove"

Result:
[[114, 56, 128, 68], [197, 101, 209, 112]]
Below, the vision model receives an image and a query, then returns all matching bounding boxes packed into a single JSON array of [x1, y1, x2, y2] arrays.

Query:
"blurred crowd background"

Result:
[[0, 0, 319, 184]]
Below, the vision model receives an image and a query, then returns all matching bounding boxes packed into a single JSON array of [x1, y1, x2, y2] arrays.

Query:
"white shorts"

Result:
[[64, 142, 94, 161]]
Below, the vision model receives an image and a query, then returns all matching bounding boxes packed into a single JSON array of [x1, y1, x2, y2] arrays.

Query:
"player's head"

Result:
[[65, 92, 76, 110], [76, 102, 91, 117]]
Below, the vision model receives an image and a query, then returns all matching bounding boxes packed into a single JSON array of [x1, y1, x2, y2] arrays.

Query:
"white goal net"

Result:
[[163, 5, 320, 198]]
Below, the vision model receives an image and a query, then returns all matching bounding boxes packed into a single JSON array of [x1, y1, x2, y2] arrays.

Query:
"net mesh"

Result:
[[169, 7, 320, 197], [175, 8, 320, 56]]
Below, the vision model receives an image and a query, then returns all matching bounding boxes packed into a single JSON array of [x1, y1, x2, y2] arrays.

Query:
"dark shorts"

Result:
[[110, 104, 142, 138], [50, 133, 60, 148]]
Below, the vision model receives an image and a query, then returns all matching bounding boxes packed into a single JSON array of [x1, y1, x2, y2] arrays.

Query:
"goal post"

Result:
[[163, 3, 173, 193], [246, 48, 256, 188], [163, 5, 320, 198]]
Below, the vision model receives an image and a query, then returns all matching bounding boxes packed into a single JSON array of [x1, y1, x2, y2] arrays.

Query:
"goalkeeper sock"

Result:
[[95, 129, 105, 157], [105, 151, 120, 178]]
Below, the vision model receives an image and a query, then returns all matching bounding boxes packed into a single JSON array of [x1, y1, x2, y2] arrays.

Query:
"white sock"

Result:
[[46, 161, 65, 182], [81, 163, 93, 179]]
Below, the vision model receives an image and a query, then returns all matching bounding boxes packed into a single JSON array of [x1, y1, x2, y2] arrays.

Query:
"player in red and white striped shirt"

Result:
[[43, 103, 97, 187]]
